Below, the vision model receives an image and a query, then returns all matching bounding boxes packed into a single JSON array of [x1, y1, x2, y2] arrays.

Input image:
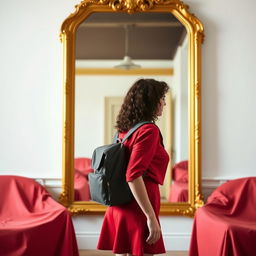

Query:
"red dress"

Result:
[[97, 123, 169, 256]]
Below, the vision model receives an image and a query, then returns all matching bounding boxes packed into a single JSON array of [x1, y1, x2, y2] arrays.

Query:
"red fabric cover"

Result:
[[74, 157, 93, 176], [0, 175, 79, 256], [172, 160, 188, 182], [97, 124, 170, 256], [167, 160, 188, 202], [189, 177, 256, 256], [168, 181, 188, 202], [74, 158, 93, 201], [74, 169, 90, 201]]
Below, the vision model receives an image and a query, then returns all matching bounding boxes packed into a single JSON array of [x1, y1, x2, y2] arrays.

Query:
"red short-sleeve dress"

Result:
[[97, 123, 170, 256]]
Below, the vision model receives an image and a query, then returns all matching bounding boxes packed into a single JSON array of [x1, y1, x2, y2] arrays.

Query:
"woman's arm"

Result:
[[128, 176, 161, 245]]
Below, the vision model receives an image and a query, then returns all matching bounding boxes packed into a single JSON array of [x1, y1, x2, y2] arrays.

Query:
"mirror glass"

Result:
[[73, 12, 189, 203]]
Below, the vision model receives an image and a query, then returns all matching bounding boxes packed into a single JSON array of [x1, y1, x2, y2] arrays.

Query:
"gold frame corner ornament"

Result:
[[60, 0, 204, 216]]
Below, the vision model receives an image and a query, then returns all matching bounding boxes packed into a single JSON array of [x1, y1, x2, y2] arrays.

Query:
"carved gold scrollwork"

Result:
[[99, 0, 110, 4], [195, 30, 204, 45], [198, 31, 205, 44], [195, 122, 200, 144], [59, 186, 69, 205], [59, 33, 64, 43], [68, 205, 107, 215], [195, 184, 204, 208], [186, 207, 195, 216], [195, 197, 204, 209], [109, 0, 154, 12], [74, 0, 190, 13], [176, 207, 194, 217], [69, 207, 90, 215], [60, 0, 204, 216], [175, 0, 189, 12], [137, 0, 154, 11], [195, 81, 200, 98]]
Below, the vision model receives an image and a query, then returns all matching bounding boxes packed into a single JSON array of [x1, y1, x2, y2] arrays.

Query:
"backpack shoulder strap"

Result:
[[121, 121, 153, 143], [112, 132, 120, 143]]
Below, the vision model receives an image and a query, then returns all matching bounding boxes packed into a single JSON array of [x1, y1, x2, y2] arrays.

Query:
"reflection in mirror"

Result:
[[73, 12, 188, 203]]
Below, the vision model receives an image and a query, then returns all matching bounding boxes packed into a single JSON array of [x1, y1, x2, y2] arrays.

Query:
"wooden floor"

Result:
[[79, 250, 188, 256]]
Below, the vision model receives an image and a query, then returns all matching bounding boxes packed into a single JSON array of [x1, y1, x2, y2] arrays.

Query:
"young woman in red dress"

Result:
[[97, 78, 170, 256]]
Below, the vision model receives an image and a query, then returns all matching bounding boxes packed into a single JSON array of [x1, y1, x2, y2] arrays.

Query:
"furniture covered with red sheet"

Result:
[[189, 177, 256, 256], [0, 175, 79, 256], [74, 157, 93, 176], [168, 160, 188, 202], [74, 157, 93, 201], [74, 170, 90, 201]]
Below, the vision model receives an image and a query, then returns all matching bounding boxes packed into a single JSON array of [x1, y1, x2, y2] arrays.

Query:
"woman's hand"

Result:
[[128, 177, 162, 244], [146, 215, 161, 245]]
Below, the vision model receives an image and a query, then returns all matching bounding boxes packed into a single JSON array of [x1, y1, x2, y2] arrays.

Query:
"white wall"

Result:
[[172, 36, 189, 163], [186, 0, 256, 179], [0, 0, 78, 178], [1, 0, 256, 251], [75, 72, 173, 157]]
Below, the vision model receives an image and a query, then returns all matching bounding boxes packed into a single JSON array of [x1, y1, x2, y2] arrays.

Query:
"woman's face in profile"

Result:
[[156, 96, 166, 117]]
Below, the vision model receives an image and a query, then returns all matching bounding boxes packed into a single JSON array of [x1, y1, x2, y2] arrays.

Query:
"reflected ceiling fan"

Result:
[[114, 24, 141, 70]]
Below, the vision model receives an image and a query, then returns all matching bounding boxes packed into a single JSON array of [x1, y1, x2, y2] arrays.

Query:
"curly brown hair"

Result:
[[116, 78, 169, 132]]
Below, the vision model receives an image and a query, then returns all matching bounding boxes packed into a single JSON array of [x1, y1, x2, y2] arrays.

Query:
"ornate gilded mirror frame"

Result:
[[59, 0, 204, 216]]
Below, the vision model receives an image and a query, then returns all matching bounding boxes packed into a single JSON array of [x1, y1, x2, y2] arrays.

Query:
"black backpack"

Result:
[[88, 121, 152, 206]]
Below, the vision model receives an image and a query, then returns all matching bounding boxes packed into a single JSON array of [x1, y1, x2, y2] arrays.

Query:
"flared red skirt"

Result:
[[97, 179, 165, 256]]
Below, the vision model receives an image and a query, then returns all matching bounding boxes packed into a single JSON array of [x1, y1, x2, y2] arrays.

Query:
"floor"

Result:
[[79, 250, 188, 256]]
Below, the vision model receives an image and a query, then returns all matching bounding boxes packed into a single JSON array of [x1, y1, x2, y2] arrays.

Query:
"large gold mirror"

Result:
[[60, 0, 204, 216]]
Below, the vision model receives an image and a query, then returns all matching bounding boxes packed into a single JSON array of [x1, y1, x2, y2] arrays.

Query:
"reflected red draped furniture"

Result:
[[189, 177, 256, 256], [168, 160, 188, 202], [0, 175, 79, 256], [74, 157, 93, 201]]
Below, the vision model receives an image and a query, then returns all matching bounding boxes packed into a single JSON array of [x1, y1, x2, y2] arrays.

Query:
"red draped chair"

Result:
[[0, 175, 79, 256], [74, 157, 93, 176], [168, 160, 188, 202], [74, 157, 94, 201], [189, 177, 256, 256]]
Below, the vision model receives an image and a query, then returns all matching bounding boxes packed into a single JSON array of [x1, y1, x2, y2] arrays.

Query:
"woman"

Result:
[[97, 78, 170, 256]]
